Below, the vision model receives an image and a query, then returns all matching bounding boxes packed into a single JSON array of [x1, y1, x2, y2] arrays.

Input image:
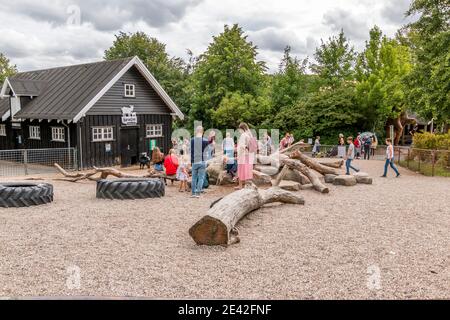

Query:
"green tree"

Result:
[[403, 0, 450, 128], [311, 30, 356, 87], [272, 83, 364, 143], [270, 46, 309, 112], [356, 26, 413, 144], [189, 24, 266, 128], [104, 32, 191, 119], [0, 53, 17, 84]]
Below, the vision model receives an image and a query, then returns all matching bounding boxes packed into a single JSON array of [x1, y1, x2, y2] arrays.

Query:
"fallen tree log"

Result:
[[54, 163, 100, 182], [189, 185, 305, 246], [282, 159, 329, 194], [290, 150, 341, 175], [316, 159, 344, 169], [280, 141, 310, 156], [54, 163, 154, 182]]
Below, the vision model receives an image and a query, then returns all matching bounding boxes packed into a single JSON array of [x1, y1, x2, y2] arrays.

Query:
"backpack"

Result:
[[248, 136, 258, 153]]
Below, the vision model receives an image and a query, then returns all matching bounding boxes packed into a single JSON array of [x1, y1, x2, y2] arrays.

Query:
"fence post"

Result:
[[407, 148, 410, 170], [418, 151, 421, 173], [74, 148, 79, 171], [23, 149, 29, 176], [432, 150, 435, 177]]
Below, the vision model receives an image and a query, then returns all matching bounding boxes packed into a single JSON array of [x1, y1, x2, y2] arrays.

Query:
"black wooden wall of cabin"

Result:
[[78, 114, 173, 169], [0, 120, 77, 150]]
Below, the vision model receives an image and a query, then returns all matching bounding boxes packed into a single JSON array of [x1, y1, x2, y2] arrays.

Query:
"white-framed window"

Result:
[[0, 124, 6, 136], [29, 126, 41, 140], [51, 127, 65, 142], [146, 124, 163, 138], [92, 127, 114, 142], [124, 84, 135, 97]]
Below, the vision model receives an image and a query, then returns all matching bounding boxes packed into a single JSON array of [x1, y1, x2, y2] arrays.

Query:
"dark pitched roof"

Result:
[[12, 57, 133, 120], [9, 79, 47, 96]]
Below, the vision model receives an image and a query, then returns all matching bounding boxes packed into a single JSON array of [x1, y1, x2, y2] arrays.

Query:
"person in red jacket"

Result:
[[164, 149, 179, 184]]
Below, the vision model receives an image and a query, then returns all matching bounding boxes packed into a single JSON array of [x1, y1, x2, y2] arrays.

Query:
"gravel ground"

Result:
[[0, 160, 449, 299]]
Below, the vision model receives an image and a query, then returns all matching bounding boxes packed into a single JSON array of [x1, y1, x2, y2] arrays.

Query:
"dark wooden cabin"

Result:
[[0, 56, 184, 168]]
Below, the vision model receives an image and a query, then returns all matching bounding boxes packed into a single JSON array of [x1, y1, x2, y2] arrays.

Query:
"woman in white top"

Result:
[[381, 138, 400, 177]]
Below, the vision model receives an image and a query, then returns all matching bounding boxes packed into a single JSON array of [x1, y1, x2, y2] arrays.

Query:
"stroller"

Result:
[[139, 153, 151, 169], [326, 146, 338, 158]]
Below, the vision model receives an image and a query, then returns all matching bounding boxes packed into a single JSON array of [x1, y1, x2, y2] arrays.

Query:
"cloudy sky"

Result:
[[0, 0, 414, 73]]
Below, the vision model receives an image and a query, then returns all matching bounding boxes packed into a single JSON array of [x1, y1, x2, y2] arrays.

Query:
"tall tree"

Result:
[[403, 0, 450, 128], [356, 26, 413, 144], [311, 30, 356, 87], [271, 46, 309, 112], [190, 24, 266, 128], [0, 53, 17, 84]]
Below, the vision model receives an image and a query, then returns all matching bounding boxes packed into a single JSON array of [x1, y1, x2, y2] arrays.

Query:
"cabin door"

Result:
[[120, 128, 139, 167]]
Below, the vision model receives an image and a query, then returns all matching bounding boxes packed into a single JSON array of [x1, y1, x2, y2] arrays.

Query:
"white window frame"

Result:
[[124, 84, 135, 98], [51, 127, 65, 142], [0, 124, 6, 136], [92, 126, 114, 142], [29, 126, 41, 140], [146, 124, 163, 138]]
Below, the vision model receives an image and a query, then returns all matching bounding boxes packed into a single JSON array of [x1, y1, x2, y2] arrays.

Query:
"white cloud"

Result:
[[0, 0, 412, 73]]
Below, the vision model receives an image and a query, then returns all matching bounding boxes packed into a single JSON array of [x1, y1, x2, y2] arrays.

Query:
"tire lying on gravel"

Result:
[[96, 179, 165, 200], [0, 182, 54, 208]]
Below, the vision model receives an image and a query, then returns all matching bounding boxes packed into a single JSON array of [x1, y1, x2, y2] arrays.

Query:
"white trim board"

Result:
[[73, 56, 185, 123]]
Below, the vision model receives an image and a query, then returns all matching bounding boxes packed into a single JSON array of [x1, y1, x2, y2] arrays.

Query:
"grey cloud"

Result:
[[249, 28, 307, 54], [323, 8, 369, 41], [238, 17, 283, 32], [4, 0, 203, 31], [381, 0, 412, 24]]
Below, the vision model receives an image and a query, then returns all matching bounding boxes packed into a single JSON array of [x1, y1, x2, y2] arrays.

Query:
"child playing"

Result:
[[345, 136, 360, 175], [381, 138, 400, 178], [176, 150, 189, 192]]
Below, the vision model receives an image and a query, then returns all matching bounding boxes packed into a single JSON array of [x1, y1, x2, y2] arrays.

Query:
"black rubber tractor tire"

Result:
[[96, 179, 165, 200], [0, 182, 54, 208]]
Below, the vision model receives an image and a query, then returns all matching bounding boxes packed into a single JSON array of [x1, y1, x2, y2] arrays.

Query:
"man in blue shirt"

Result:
[[190, 126, 209, 198]]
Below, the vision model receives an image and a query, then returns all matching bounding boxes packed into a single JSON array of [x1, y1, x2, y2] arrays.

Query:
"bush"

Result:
[[412, 131, 450, 150]]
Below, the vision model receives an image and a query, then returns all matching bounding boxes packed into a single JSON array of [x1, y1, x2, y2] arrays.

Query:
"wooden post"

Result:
[[432, 150, 435, 177], [23, 149, 28, 176]]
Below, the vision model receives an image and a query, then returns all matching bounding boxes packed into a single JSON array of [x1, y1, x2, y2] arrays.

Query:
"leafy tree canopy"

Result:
[[189, 24, 266, 128], [0, 53, 17, 84]]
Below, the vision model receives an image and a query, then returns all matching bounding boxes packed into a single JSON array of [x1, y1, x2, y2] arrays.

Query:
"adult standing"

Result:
[[236, 123, 255, 190], [370, 135, 378, 157], [354, 133, 362, 159], [261, 132, 272, 156], [381, 138, 400, 178], [312, 136, 321, 157], [190, 126, 209, 198], [337, 133, 346, 158], [363, 136, 372, 160]]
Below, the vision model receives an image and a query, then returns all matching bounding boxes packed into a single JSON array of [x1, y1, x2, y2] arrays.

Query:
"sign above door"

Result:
[[121, 105, 138, 126]]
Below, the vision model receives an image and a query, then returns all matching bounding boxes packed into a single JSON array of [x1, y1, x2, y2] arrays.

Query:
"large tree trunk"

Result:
[[189, 186, 305, 246], [282, 159, 329, 194], [386, 111, 417, 145], [316, 159, 344, 169], [290, 151, 341, 175]]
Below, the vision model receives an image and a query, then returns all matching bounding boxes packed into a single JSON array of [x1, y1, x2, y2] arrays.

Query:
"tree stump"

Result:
[[189, 186, 305, 246]]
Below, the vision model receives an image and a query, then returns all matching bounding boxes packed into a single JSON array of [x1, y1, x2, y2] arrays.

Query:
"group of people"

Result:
[[343, 135, 400, 178], [337, 133, 378, 160], [151, 123, 257, 198]]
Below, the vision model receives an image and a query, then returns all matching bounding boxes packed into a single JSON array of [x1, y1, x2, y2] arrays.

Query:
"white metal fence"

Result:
[[0, 148, 77, 177]]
